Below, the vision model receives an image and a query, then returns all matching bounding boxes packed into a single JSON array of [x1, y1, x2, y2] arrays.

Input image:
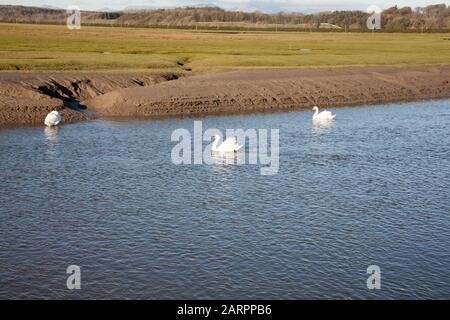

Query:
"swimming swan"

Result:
[[312, 106, 336, 121], [44, 110, 61, 127], [212, 134, 243, 153]]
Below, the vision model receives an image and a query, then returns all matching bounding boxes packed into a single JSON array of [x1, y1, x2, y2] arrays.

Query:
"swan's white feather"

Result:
[[312, 107, 336, 121], [44, 111, 61, 126], [212, 136, 242, 153], [319, 111, 333, 117], [219, 137, 238, 149]]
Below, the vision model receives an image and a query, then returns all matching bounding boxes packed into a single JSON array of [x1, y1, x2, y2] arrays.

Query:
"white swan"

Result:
[[312, 106, 336, 121], [44, 110, 61, 127], [212, 134, 243, 153]]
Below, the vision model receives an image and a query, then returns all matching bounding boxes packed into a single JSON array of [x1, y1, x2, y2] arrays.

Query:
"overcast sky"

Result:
[[0, 0, 448, 12]]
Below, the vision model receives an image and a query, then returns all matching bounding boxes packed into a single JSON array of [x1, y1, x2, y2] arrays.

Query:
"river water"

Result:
[[0, 100, 449, 299]]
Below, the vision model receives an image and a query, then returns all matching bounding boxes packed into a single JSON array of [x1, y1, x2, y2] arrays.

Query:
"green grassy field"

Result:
[[1, 23, 449, 72]]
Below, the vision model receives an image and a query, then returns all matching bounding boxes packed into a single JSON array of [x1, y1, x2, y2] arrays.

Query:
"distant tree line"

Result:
[[0, 4, 449, 32]]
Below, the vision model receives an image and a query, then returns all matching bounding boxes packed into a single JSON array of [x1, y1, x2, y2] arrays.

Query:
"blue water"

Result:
[[0, 100, 449, 299]]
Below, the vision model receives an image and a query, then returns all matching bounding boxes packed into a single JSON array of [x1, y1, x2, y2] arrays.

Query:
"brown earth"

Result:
[[0, 72, 173, 126], [1, 66, 449, 127], [86, 66, 450, 119]]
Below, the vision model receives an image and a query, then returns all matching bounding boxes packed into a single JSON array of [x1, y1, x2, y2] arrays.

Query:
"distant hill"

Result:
[[40, 5, 62, 10], [0, 4, 449, 32]]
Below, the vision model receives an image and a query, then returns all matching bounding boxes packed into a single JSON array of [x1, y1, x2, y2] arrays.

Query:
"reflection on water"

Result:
[[312, 118, 335, 135], [0, 100, 449, 299], [210, 151, 240, 165], [44, 126, 59, 159], [44, 126, 59, 142]]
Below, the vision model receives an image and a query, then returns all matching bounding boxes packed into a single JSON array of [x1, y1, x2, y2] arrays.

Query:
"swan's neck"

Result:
[[314, 108, 319, 116], [212, 136, 220, 151]]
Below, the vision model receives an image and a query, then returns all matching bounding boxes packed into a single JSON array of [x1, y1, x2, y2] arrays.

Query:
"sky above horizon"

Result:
[[0, 0, 448, 13]]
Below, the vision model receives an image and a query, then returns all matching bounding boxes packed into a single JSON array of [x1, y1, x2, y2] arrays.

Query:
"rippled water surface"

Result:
[[1, 100, 449, 299]]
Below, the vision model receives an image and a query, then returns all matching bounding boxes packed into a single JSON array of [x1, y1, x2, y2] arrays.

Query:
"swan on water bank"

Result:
[[312, 106, 336, 121], [44, 110, 61, 127], [212, 134, 243, 153]]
